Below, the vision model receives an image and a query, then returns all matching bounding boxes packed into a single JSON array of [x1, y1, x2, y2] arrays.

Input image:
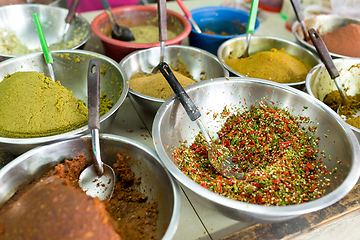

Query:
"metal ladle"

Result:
[[100, 0, 135, 42], [151, 0, 167, 74], [175, 0, 201, 33], [79, 59, 115, 201], [238, 0, 259, 59], [290, 0, 309, 41], [158, 62, 242, 180], [308, 28, 347, 112]]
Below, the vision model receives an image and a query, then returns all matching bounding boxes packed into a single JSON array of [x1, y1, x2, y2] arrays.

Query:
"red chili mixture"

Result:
[[173, 104, 337, 206]]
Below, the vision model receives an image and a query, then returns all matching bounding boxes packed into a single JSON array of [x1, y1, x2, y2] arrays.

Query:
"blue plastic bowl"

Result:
[[188, 6, 260, 55]]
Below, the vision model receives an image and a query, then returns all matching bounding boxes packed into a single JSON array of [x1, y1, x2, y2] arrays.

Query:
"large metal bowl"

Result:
[[120, 45, 229, 115], [0, 50, 129, 156], [0, 4, 91, 62], [152, 77, 360, 223], [217, 36, 320, 89], [306, 58, 360, 142], [0, 134, 181, 240], [292, 14, 360, 58]]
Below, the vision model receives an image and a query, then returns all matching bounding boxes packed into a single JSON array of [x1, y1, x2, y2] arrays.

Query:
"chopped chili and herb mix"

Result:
[[173, 104, 335, 206]]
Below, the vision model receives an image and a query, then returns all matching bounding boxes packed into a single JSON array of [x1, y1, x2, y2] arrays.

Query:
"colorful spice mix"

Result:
[[173, 103, 334, 206]]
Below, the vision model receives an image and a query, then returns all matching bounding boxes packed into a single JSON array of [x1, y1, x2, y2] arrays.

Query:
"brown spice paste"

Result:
[[225, 48, 311, 83]]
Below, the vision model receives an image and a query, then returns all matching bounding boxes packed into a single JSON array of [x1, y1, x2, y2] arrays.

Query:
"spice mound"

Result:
[[173, 104, 334, 206], [306, 24, 360, 57], [225, 48, 311, 83], [0, 71, 88, 138], [0, 154, 159, 240]]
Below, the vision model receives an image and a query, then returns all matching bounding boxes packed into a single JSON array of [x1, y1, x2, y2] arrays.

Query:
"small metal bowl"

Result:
[[153, 77, 360, 223], [306, 58, 360, 141], [0, 4, 91, 62], [0, 50, 129, 156], [119, 45, 229, 115], [292, 14, 360, 58], [217, 36, 320, 89], [0, 134, 181, 240]]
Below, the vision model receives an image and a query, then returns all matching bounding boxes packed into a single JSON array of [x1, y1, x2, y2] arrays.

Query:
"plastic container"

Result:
[[188, 6, 260, 55]]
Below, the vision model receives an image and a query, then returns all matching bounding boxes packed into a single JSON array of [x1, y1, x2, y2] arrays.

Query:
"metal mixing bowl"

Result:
[[119, 45, 229, 115], [217, 36, 320, 89], [292, 14, 360, 58], [152, 77, 360, 223], [0, 4, 90, 62], [0, 50, 129, 156], [306, 58, 360, 142], [0, 134, 181, 240]]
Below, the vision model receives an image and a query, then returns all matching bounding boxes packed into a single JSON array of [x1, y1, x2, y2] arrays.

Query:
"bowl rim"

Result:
[[152, 77, 360, 217], [0, 4, 91, 58], [90, 5, 191, 48], [0, 133, 181, 240], [217, 35, 321, 86], [0, 49, 129, 144], [305, 57, 360, 135], [291, 14, 360, 59], [188, 6, 261, 38], [120, 44, 230, 103]]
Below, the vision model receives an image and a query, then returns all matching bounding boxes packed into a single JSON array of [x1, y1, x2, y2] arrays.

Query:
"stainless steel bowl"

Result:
[[0, 4, 91, 62], [0, 134, 181, 240], [0, 50, 129, 156], [217, 36, 320, 89], [306, 58, 360, 142], [119, 45, 229, 115], [292, 14, 360, 58], [153, 77, 360, 223]]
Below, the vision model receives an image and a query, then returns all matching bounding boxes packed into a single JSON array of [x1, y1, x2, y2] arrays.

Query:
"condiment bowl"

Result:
[[217, 35, 320, 90], [188, 6, 260, 55], [0, 50, 129, 156], [119, 45, 229, 115], [292, 14, 360, 58], [306, 58, 360, 142], [0, 4, 90, 62], [91, 5, 191, 62], [153, 77, 360, 223], [0, 134, 181, 240]]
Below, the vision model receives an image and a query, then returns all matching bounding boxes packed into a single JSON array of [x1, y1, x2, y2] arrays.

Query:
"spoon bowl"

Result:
[[158, 62, 241, 179], [79, 59, 115, 201], [100, 0, 134, 42]]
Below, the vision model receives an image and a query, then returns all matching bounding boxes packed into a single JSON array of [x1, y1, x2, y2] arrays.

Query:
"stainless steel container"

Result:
[[119, 45, 229, 115], [0, 134, 181, 240], [153, 77, 360, 223], [0, 4, 90, 62], [0, 50, 129, 156], [217, 35, 320, 90]]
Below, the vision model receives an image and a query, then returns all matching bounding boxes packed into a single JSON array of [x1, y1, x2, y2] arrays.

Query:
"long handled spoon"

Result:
[[62, 0, 81, 44], [175, 0, 201, 33], [239, 0, 259, 59], [158, 62, 242, 180], [100, 0, 135, 42], [79, 59, 115, 201], [151, 0, 168, 74], [290, 0, 309, 41], [33, 13, 55, 82]]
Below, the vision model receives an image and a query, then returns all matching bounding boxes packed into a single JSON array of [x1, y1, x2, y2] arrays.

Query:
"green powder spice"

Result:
[[173, 104, 334, 206]]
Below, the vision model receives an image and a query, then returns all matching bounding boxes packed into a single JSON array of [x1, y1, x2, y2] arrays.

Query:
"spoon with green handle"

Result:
[[239, 0, 259, 59], [33, 13, 55, 82]]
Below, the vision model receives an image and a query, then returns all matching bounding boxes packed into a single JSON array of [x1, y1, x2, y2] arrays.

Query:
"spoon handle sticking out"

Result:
[[63, 0, 81, 40], [33, 13, 55, 82], [88, 59, 103, 175], [308, 28, 346, 104], [290, 0, 309, 41], [247, 0, 259, 35], [100, 0, 120, 36], [175, 0, 201, 33]]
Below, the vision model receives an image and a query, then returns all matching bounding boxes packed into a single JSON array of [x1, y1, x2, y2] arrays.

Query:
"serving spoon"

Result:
[[33, 13, 55, 82], [175, 0, 201, 33], [290, 0, 309, 41], [308, 28, 347, 113], [79, 59, 116, 201], [158, 62, 242, 180], [100, 0, 135, 42], [151, 0, 167, 74], [238, 0, 259, 59], [61, 0, 81, 44]]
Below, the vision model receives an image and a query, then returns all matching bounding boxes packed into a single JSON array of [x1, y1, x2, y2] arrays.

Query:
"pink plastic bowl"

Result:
[[91, 5, 191, 62]]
